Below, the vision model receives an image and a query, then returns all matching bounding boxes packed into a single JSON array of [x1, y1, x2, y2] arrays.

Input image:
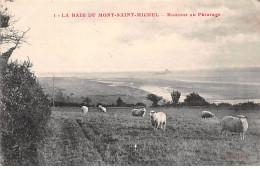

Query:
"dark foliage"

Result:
[[217, 102, 232, 108], [1, 60, 51, 165], [0, 14, 10, 28], [116, 97, 126, 107], [171, 90, 181, 105], [215, 102, 260, 110], [233, 101, 260, 110], [55, 88, 68, 102], [183, 92, 209, 106], [135, 102, 146, 107], [146, 94, 163, 107], [82, 96, 91, 106]]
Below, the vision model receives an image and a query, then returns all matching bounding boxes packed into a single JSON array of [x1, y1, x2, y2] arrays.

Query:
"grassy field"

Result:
[[38, 107, 260, 166]]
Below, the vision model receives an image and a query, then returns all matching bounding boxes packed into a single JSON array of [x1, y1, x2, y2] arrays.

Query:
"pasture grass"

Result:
[[38, 107, 260, 165]]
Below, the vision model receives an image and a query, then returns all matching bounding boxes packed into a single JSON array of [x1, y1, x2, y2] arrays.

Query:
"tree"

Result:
[[171, 90, 181, 105], [82, 97, 91, 106], [1, 2, 50, 165], [183, 92, 209, 106], [146, 94, 163, 107], [116, 97, 126, 107], [2, 60, 51, 165], [1, 1, 29, 119]]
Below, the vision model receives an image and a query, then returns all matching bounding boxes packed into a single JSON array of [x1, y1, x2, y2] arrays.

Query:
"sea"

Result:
[[37, 67, 260, 104]]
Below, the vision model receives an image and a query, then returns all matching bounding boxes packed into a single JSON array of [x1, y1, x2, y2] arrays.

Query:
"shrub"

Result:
[[233, 101, 260, 110], [1, 13, 10, 28], [82, 96, 91, 106], [126, 104, 134, 107], [146, 94, 163, 107], [164, 101, 174, 107], [135, 102, 146, 107], [55, 88, 68, 102], [171, 90, 181, 105], [116, 97, 126, 107], [183, 92, 209, 106], [217, 102, 232, 108], [1, 60, 51, 165]]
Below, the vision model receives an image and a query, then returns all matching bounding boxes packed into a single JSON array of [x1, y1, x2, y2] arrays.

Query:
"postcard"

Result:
[[1, 0, 260, 166]]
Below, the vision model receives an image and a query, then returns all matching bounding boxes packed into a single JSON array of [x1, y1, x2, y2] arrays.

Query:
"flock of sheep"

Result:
[[201, 111, 249, 140], [81, 105, 107, 114], [81, 106, 249, 140], [131, 108, 167, 130]]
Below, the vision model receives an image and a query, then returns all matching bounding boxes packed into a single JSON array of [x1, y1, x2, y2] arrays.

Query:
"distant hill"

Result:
[[38, 77, 151, 106]]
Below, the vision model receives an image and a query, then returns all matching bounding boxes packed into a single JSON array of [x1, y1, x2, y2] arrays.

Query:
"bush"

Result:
[[233, 101, 260, 110], [146, 94, 163, 107], [135, 102, 146, 107], [1, 60, 51, 165], [164, 101, 174, 107], [116, 97, 126, 107], [217, 102, 232, 108], [171, 90, 181, 105], [126, 104, 134, 107], [55, 88, 68, 102], [82, 96, 91, 106], [1, 13, 10, 28], [183, 92, 209, 106]]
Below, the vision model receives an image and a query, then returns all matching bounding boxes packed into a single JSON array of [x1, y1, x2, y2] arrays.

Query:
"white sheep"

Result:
[[149, 110, 166, 131], [98, 105, 107, 113], [201, 111, 215, 119], [132, 108, 146, 117], [220, 115, 248, 140], [81, 106, 88, 115]]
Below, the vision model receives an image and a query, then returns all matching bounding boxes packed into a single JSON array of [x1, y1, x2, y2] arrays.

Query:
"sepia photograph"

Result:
[[0, 0, 260, 166]]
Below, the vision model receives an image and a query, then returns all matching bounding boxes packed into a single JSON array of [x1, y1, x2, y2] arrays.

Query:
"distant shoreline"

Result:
[[38, 74, 260, 105]]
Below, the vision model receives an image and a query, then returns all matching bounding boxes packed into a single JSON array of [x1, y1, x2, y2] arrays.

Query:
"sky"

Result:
[[2, 0, 260, 74]]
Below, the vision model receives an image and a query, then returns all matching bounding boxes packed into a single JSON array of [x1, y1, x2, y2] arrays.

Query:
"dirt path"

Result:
[[38, 111, 104, 165]]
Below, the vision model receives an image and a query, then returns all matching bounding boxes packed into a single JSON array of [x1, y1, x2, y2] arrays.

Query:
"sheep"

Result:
[[149, 110, 166, 131], [81, 106, 88, 115], [98, 105, 107, 113], [132, 108, 146, 117], [220, 115, 248, 140], [201, 111, 215, 119]]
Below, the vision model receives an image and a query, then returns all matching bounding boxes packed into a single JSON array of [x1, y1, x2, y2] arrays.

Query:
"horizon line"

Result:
[[35, 66, 260, 75]]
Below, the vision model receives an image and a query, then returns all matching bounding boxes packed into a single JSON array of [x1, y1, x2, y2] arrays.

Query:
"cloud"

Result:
[[217, 33, 259, 44], [6, 0, 260, 73]]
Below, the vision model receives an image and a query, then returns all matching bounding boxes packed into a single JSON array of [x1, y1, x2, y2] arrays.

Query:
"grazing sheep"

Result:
[[132, 108, 146, 117], [149, 110, 166, 131], [98, 105, 107, 113], [220, 115, 248, 140], [81, 106, 88, 115], [201, 111, 215, 119]]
